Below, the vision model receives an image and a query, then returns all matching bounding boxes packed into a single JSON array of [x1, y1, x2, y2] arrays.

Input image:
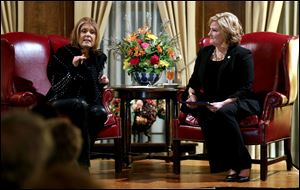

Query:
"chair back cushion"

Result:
[[2, 32, 51, 95], [240, 32, 296, 100], [200, 32, 297, 103], [48, 35, 70, 54], [1, 32, 69, 96], [1, 39, 15, 104]]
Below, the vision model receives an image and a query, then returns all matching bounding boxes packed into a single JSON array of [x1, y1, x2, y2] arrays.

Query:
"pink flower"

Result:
[[141, 42, 149, 49], [146, 99, 156, 106], [130, 57, 140, 65], [150, 54, 159, 65], [137, 38, 143, 44]]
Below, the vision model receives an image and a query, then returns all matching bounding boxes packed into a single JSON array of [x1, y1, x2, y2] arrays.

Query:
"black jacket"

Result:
[[46, 44, 107, 106], [182, 44, 260, 117]]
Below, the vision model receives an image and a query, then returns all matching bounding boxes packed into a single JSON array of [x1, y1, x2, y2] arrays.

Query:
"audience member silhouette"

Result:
[[45, 117, 83, 169], [24, 165, 103, 189], [1, 109, 53, 189]]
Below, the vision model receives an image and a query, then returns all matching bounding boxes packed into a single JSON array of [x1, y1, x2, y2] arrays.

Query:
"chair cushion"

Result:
[[185, 114, 199, 126], [98, 115, 121, 139], [239, 115, 259, 127], [104, 113, 117, 126], [183, 113, 258, 128]]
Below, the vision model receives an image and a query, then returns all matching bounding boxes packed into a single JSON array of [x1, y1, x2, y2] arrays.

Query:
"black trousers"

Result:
[[51, 98, 107, 167], [195, 102, 253, 173]]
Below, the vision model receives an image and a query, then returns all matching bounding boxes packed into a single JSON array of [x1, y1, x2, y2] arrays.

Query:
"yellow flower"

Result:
[[146, 33, 158, 40], [159, 60, 170, 68], [123, 57, 130, 70]]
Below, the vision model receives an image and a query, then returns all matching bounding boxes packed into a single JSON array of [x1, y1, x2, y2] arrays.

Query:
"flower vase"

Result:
[[131, 72, 162, 86]]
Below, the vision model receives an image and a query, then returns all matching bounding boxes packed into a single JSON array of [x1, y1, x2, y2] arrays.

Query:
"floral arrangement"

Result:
[[132, 99, 157, 127], [110, 98, 165, 126], [110, 22, 180, 75], [132, 99, 165, 126]]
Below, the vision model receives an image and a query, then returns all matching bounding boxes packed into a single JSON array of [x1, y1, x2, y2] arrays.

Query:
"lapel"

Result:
[[216, 46, 234, 91], [198, 46, 214, 86]]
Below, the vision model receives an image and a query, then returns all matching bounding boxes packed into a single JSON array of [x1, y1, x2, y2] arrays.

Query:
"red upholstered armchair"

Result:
[[172, 32, 299, 181], [1, 32, 123, 174]]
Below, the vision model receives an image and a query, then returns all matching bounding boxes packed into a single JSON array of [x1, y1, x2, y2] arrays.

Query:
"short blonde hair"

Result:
[[208, 12, 244, 46], [70, 17, 100, 51]]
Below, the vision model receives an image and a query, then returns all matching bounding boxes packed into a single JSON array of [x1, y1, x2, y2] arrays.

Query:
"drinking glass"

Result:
[[166, 67, 175, 84]]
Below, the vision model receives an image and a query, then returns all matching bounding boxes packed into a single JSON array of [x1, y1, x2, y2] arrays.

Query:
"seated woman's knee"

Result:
[[90, 105, 108, 121], [216, 103, 237, 118], [73, 99, 88, 111], [51, 98, 89, 117]]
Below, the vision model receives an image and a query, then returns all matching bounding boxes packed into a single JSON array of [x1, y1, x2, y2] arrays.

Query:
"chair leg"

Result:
[[173, 140, 181, 174], [260, 143, 268, 181], [284, 138, 293, 171], [114, 138, 123, 175]]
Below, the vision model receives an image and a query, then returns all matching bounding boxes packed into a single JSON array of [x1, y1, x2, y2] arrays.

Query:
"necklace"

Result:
[[212, 48, 227, 61]]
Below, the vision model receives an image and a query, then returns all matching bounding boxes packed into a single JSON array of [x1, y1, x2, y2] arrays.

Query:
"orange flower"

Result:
[[127, 48, 133, 56], [138, 50, 145, 56], [167, 48, 175, 58], [128, 33, 137, 42], [156, 45, 162, 53]]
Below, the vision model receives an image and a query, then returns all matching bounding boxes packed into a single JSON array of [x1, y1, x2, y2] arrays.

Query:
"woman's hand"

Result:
[[186, 94, 198, 109], [207, 98, 237, 113], [99, 74, 109, 85], [186, 87, 197, 109], [72, 55, 87, 67], [207, 101, 224, 113]]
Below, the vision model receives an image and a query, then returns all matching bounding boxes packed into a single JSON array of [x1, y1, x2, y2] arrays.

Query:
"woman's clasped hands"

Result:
[[186, 94, 225, 113]]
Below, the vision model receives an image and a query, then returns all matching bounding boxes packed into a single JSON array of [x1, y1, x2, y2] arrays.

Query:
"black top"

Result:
[[46, 44, 107, 106], [204, 59, 223, 101]]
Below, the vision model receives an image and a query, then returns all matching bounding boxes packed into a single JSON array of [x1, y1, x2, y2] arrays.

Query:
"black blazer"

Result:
[[188, 45, 255, 101], [183, 44, 261, 117]]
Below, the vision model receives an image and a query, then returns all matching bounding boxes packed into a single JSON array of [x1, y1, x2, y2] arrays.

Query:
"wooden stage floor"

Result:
[[89, 158, 299, 189]]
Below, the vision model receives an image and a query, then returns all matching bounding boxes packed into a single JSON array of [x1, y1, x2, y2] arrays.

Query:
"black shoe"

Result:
[[225, 173, 238, 182], [237, 175, 250, 182]]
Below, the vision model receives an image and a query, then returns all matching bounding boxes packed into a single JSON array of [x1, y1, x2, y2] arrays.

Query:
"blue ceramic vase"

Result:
[[131, 72, 162, 85]]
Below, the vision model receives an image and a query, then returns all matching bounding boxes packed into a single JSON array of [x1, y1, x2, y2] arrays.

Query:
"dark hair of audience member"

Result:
[[1, 109, 53, 189], [24, 165, 103, 189], [45, 117, 83, 168]]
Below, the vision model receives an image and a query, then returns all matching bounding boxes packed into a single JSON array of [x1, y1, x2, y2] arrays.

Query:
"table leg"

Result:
[[125, 99, 133, 167], [120, 98, 131, 167], [165, 99, 171, 159]]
